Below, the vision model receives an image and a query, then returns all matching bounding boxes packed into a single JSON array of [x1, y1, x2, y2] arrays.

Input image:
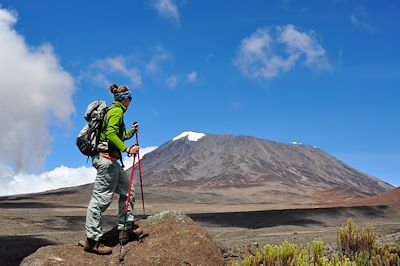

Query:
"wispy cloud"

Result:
[[85, 47, 177, 89], [84, 45, 195, 91], [166, 75, 179, 88], [151, 0, 180, 24], [145, 47, 172, 74], [234, 25, 331, 80], [0, 8, 75, 171], [350, 8, 375, 33], [90, 55, 142, 87], [187, 71, 197, 82], [230, 100, 241, 110]]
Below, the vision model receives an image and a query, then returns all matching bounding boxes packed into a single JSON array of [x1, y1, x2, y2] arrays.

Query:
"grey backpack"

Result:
[[76, 100, 112, 156]]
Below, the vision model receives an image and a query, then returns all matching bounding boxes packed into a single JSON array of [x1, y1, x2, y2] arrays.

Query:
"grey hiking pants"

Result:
[[85, 154, 135, 241]]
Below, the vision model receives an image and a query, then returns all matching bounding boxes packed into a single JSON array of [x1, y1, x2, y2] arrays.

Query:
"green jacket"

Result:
[[100, 101, 135, 159]]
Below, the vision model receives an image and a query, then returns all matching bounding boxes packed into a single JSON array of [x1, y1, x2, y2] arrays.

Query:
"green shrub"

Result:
[[310, 238, 325, 265], [232, 219, 400, 266], [337, 219, 376, 260]]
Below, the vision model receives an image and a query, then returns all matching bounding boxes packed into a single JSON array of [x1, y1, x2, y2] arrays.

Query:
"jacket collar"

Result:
[[112, 101, 127, 113]]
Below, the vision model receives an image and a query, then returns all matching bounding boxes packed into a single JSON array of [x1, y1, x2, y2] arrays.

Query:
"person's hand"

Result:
[[125, 145, 140, 154], [132, 122, 139, 133]]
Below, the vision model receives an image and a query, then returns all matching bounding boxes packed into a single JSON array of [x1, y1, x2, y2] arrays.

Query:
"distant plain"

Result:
[[1, 184, 399, 265]]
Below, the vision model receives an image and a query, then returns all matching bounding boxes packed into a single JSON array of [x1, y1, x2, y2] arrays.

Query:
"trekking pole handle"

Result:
[[132, 121, 139, 133]]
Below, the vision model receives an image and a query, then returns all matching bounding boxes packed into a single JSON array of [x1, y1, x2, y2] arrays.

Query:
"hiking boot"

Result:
[[119, 225, 143, 244], [83, 238, 112, 255]]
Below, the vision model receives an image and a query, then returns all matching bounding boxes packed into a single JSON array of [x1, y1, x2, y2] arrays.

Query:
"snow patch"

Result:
[[290, 141, 302, 145], [173, 131, 206, 142]]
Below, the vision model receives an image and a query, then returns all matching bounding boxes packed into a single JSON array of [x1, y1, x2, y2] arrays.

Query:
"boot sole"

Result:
[[84, 248, 112, 255]]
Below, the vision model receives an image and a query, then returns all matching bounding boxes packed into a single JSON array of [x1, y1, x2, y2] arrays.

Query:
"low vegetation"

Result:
[[232, 219, 400, 266]]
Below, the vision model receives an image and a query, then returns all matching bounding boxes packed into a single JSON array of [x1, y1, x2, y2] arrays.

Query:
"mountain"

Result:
[[137, 132, 392, 199]]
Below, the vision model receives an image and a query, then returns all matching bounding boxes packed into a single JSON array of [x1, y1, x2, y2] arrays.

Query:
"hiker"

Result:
[[83, 84, 143, 255]]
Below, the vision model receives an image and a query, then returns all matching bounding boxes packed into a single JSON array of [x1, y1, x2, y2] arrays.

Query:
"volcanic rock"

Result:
[[137, 134, 392, 197], [20, 210, 224, 266]]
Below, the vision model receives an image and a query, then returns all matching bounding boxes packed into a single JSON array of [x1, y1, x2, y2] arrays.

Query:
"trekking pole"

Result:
[[135, 132, 146, 216], [119, 152, 136, 261]]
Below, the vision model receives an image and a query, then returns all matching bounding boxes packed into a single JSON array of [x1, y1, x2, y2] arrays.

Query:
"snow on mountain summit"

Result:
[[173, 131, 206, 142]]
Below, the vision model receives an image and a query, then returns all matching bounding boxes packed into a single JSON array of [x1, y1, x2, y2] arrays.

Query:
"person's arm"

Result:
[[123, 122, 138, 141]]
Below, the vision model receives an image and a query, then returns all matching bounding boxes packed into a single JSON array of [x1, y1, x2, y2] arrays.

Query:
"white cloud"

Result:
[[152, 0, 180, 24], [85, 47, 175, 89], [187, 71, 197, 82], [0, 165, 96, 196], [90, 55, 142, 87], [0, 8, 75, 171], [234, 25, 330, 80], [0, 146, 159, 196], [166, 75, 179, 88], [350, 9, 375, 32]]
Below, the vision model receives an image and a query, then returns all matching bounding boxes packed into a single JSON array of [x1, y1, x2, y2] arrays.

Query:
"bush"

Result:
[[337, 218, 376, 260], [233, 219, 400, 266]]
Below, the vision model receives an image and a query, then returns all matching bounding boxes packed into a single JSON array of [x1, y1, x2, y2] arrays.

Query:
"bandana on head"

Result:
[[114, 90, 132, 101]]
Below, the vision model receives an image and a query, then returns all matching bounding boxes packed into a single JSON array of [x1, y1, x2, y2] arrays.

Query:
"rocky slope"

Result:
[[136, 133, 392, 197]]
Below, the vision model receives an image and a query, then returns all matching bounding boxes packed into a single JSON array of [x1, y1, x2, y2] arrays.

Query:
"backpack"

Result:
[[76, 100, 113, 157]]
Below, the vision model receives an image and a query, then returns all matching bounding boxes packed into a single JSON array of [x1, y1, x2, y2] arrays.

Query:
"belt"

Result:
[[99, 153, 118, 161]]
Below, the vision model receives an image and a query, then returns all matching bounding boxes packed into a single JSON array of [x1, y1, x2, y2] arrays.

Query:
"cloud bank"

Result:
[[234, 25, 330, 80], [0, 8, 75, 171], [0, 146, 158, 196], [0, 165, 96, 196]]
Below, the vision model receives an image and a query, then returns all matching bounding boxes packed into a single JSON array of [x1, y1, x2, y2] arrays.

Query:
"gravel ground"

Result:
[[0, 198, 399, 266]]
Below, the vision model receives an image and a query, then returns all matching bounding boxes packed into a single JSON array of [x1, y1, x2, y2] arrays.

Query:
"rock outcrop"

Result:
[[20, 210, 224, 266]]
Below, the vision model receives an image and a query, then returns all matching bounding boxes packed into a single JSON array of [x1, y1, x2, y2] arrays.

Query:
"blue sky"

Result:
[[0, 0, 399, 194]]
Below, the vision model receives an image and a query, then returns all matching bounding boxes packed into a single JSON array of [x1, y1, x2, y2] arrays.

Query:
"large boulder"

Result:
[[21, 210, 224, 266]]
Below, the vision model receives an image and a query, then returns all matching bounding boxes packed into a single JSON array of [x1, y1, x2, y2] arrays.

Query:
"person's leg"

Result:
[[85, 155, 119, 241], [115, 164, 142, 244], [115, 164, 136, 230]]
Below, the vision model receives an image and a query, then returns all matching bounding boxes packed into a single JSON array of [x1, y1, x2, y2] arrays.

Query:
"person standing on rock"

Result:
[[83, 84, 143, 255]]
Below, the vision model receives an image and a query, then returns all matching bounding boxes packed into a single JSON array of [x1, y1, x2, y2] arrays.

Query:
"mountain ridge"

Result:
[[138, 133, 392, 198]]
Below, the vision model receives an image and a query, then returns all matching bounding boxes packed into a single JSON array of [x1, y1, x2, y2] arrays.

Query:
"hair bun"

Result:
[[109, 84, 118, 94]]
